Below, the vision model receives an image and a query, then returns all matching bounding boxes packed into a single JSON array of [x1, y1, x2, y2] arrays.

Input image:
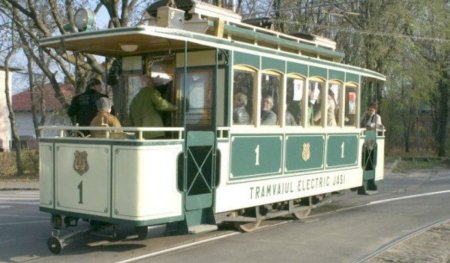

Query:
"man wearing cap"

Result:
[[90, 97, 122, 138], [361, 102, 383, 130], [68, 78, 112, 135]]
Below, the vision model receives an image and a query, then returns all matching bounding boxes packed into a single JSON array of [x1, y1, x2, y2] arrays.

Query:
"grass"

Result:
[[391, 157, 450, 173], [0, 150, 39, 179]]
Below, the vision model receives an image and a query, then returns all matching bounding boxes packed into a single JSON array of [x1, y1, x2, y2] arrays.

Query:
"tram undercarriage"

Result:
[[216, 194, 337, 232], [45, 193, 336, 254]]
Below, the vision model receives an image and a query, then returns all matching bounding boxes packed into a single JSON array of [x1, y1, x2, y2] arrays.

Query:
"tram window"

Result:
[[329, 83, 341, 127], [309, 80, 323, 126], [286, 77, 305, 126], [176, 68, 213, 129], [345, 86, 357, 127], [233, 70, 254, 125], [261, 73, 280, 126]]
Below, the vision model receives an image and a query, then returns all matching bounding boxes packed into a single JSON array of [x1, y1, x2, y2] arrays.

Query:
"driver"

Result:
[[129, 65, 177, 139]]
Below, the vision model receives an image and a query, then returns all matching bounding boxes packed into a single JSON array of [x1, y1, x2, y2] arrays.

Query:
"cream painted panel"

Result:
[[215, 167, 362, 213], [176, 50, 218, 67], [39, 143, 54, 208], [122, 56, 142, 71], [216, 140, 230, 189], [375, 138, 385, 181], [112, 144, 183, 221], [216, 69, 226, 126], [55, 144, 110, 217]]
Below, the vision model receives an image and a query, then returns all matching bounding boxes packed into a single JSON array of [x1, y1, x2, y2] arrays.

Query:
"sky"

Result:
[[9, 5, 111, 95]]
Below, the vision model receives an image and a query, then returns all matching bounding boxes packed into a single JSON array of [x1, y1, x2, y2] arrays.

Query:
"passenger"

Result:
[[90, 97, 122, 138], [261, 95, 277, 125], [233, 92, 250, 125], [129, 77, 177, 139], [286, 101, 301, 126], [285, 110, 297, 126], [313, 91, 337, 126], [361, 102, 383, 130], [68, 78, 111, 135], [308, 84, 320, 125]]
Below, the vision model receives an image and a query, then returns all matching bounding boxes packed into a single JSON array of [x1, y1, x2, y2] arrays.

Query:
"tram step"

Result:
[[188, 224, 218, 234]]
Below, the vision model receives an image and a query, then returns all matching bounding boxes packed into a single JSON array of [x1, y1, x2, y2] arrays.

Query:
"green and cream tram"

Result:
[[38, 0, 385, 254]]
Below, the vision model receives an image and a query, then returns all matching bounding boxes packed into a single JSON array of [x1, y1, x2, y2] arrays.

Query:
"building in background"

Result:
[[12, 83, 74, 148], [0, 66, 18, 152]]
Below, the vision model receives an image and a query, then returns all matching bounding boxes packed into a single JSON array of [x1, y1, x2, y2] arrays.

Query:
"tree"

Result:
[[270, 1, 446, 155], [418, 2, 450, 157], [0, 0, 154, 129], [0, 5, 25, 175]]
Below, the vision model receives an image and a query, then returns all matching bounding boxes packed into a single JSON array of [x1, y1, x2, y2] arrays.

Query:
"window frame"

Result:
[[328, 80, 344, 128], [344, 82, 359, 128], [232, 65, 258, 127], [285, 74, 306, 127], [260, 70, 283, 127], [307, 76, 326, 128]]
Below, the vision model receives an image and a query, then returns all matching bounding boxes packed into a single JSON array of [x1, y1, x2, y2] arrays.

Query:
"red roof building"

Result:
[[9, 83, 75, 145], [12, 83, 74, 112]]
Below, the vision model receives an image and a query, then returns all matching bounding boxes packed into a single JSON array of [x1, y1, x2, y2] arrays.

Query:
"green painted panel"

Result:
[[329, 70, 345, 81], [346, 73, 359, 83], [262, 57, 285, 72], [234, 51, 259, 68], [326, 134, 358, 167], [187, 131, 214, 146], [222, 24, 345, 60], [186, 193, 212, 210], [285, 135, 324, 173], [287, 62, 307, 76], [309, 66, 327, 79], [363, 170, 375, 180], [365, 130, 377, 140], [231, 135, 282, 178]]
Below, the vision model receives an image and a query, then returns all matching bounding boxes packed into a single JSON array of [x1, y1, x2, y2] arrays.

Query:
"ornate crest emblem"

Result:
[[302, 143, 311, 161], [73, 150, 89, 176]]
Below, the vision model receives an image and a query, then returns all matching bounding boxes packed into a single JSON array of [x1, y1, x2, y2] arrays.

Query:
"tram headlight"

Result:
[[74, 8, 95, 32]]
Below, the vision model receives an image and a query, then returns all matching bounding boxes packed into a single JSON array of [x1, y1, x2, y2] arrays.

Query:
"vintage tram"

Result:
[[38, 0, 386, 254]]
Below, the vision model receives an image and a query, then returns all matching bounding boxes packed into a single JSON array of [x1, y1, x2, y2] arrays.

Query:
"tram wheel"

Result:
[[234, 220, 262, 233], [293, 208, 311, 220], [135, 226, 148, 240], [47, 236, 62, 254]]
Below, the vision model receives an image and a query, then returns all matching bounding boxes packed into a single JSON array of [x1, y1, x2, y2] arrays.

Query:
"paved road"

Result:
[[0, 166, 449, 263], [0, 191, 50, 262]]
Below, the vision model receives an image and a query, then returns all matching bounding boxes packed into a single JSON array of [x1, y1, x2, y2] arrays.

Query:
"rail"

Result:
[[38, 126, 185, 140]]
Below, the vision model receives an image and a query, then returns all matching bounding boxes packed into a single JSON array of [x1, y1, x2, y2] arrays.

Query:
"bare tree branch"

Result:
[[49, 0, 68, 34]]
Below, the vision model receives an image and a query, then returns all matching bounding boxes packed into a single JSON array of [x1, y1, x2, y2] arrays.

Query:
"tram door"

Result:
[[178, 65, 217, 230]]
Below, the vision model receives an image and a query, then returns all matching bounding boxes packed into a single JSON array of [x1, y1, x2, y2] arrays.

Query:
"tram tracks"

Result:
[[114, 189, 450, 263], [352, 217, 450, 263], [309, 189, 450, 263]]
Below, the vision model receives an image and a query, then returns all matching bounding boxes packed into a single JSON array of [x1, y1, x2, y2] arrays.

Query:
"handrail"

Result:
[[38, 126, 185, 140]]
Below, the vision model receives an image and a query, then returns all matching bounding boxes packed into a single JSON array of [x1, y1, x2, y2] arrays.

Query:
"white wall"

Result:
[[0, 70, 12, 151], [15, 112, 36, 138], [15, 111, 71, 138]]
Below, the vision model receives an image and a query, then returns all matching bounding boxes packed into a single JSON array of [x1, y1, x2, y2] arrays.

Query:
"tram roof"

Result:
[[40, 26, 386, 81]]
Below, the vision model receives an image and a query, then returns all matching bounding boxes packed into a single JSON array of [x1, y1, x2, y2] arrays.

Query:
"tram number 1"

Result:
[[77, 181, 83, 204], [341, 142, 345, 159]]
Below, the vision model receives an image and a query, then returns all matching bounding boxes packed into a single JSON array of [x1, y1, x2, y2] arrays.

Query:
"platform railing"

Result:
[[38, 126, 185, 140]]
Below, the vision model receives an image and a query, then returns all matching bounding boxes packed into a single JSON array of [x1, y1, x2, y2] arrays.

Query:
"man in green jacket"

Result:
[[129, 78, 177, 139]]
